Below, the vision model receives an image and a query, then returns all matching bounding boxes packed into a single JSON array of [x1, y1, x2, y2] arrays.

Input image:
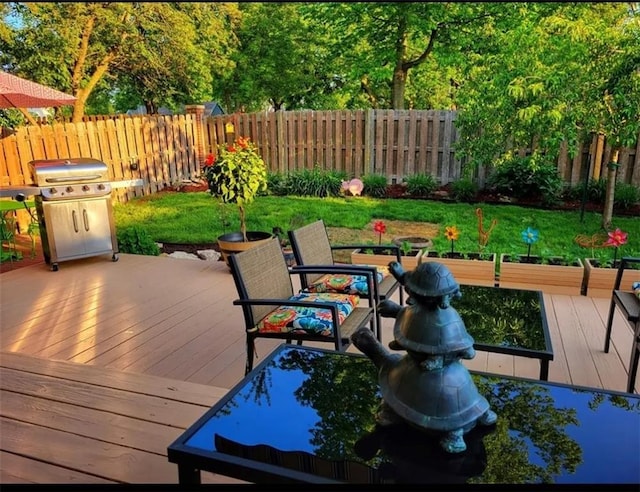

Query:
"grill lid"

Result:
[[30, 158, 110, 186]]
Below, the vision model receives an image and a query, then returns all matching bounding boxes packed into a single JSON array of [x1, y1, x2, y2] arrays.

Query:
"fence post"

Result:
[[364, 109, 375, 176], [185, 105, 206, 168]]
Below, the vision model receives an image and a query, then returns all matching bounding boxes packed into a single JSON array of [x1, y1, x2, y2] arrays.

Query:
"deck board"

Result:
[[1, 252, 638, 483], [0, 350, 244, 484]]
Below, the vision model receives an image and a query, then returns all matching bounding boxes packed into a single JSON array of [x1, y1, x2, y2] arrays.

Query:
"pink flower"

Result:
[[605, 228, 628, 248]]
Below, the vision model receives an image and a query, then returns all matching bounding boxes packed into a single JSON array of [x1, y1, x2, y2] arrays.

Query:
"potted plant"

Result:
[[421, 222, 497, 287], [499, 227, 585, 295], [202, 136, 272, 266], [583, 228, 639, 297], [351, 220, 423, 269]]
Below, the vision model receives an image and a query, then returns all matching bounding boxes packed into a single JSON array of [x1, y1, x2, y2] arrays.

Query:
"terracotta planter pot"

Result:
[[217, 231, 274, 268], [420, 252, 497, 287], [499, 254, 585, 295], [351, 247, 423, 270], [583, 258, 640, 298]]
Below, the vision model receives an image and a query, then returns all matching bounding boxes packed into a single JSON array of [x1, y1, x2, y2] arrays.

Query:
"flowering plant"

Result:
[[444, 225, 460, 255], [605, 228, 628, 266], [521, 227, 539, 260], [373, 220, 386, 245], [202, 137, 267, 241]]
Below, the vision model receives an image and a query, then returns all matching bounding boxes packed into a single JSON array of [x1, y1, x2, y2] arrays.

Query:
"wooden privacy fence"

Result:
[[1, 108, 639, 206]]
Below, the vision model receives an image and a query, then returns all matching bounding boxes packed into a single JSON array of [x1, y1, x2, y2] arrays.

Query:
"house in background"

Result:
[[124, 101, 225, 117]]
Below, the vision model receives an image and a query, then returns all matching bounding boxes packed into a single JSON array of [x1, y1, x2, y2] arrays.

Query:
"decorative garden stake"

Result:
[[374, 220, 387, 245], [521, 227, 539, 260], [605, 228, 628, 266], [475, 208, 497, 250], [444, 226, 460, 255]]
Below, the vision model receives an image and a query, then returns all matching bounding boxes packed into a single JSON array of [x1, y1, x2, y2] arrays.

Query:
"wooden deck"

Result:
[[0, 253, 637, 483]]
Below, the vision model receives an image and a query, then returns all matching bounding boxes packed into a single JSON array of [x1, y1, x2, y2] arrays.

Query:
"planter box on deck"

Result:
[[351, 247, 422, 270], [583, 258, 640, 298], [420, 252, 497, 287], [498, 254, 585, 295]]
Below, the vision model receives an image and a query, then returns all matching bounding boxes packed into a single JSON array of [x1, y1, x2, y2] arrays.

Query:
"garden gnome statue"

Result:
[[351, 261, 497, 453]]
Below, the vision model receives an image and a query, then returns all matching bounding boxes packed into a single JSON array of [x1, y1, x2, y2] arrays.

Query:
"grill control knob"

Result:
[[49, 187, 57, 194], [97, 183, 105, 190], [66, 186, 74, 193], [82, 185, 90, 192]]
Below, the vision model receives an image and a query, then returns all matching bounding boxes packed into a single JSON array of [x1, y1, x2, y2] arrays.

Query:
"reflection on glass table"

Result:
[[451, 285, 553, 380], [168, 345, 640, 485]]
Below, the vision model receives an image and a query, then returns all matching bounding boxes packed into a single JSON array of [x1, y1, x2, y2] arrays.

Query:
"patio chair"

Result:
[[603, 256, 640, 393], [229, 237, 375, 375], [288, 219, 404, 338]]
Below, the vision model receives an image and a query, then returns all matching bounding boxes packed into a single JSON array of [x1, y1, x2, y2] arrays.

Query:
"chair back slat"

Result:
[[231, 238, 294, 325], [289, 220, 334, 285]]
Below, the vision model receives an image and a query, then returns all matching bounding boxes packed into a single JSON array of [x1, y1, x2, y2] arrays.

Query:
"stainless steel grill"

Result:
[[30, 158, 119, 271]]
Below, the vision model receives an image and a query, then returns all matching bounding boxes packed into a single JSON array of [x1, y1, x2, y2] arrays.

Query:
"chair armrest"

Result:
[[289, 264, 379, 303]]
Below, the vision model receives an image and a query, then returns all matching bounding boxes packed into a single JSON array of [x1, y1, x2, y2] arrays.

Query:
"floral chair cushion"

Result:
[[257, 292, 359, 336], [305, 265, 389, 296]]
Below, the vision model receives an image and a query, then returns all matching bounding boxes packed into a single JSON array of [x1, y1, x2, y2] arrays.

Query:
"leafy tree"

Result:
[[454, 3, 640, 228], [222, 3, 341, 112], [299, 2, 514, 109], [1, 2, 240, 120]]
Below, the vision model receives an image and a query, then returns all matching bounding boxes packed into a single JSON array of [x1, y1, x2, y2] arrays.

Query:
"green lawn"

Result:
[[113, 192, 640, 264]]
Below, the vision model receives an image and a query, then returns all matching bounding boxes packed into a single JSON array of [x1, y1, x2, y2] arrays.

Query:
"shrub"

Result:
[[614, 183, 640, 210], [286, 166, 346, 197], [404, 173, 437, 197], [266, 172, 290, 196], [586, 179, 608, 203], [361, 173, 388, 198], [116, 226, 160, 256], [450, 178, 478, 202], [487, 153, 563, 205]]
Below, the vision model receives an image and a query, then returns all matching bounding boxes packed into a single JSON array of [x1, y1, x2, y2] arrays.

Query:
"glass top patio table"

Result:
[[168, 344, 640, 485], [448, 284, 553, 380]]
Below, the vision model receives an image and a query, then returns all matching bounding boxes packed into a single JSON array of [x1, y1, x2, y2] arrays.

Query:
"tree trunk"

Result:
[[239, 206, 247, 241], [391, 67, 407, 110], [601, 147, 619, 230]]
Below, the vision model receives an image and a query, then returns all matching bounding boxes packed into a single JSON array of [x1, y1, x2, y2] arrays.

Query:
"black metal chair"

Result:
[[603, 256, 640, 393], [229, 237, 375, 374], [287, 219, 405, 340]]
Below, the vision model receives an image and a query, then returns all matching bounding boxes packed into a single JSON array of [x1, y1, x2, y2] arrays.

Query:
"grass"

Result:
[[113, 192, 640, 263]]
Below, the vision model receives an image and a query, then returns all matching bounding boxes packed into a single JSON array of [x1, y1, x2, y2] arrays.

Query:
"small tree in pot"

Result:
[[202, 137, 271, 265], [203, 136, 268, 241]]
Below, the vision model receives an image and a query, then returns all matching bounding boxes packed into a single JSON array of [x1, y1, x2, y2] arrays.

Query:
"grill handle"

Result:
[[83, 208, 89, 231], [72, 210, 79, 233], [45, 175, 103, 183]]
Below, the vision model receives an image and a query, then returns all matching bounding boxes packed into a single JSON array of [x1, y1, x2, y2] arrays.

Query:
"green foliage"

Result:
[[487, 153, 563, 205], [450, 178, 478, 202], [614, 183, 640, 210], [587, 179, 609, 204], [202, 137, 268, 237], [0, 109, 26, 129], [266, 172, 290, 196], [403, 173, 437, 197], [116, 226, 160, 256], [281, 167, 346, 198], [361, 174, 388, 198], [2, 3, 240, 119]]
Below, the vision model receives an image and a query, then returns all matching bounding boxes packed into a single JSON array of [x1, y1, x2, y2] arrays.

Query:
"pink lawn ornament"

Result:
[[341, 178, 364, 196]]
